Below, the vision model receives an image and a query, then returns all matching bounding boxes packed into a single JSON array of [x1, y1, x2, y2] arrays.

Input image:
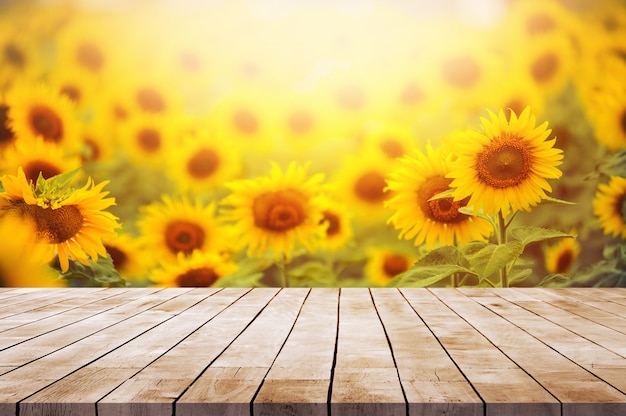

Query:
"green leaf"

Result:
[[460, 240, 490, 257], [458, 206, 496, 227], [413, 245, 464, 266], [215, 272, 264, 288], [56, 254, 125, 287], [510, 226, 574, 248], [386, 264, 476, 288], [428, 188, 455, 201], [467, 241, 524, 280], [508, 268, 533, 286], [287, 261, 336, 287]]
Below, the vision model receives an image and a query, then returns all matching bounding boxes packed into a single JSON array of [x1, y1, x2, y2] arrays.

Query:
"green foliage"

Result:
[[56, 254, 126, 287], [466, 241, 524, 281], [510, 226, 574, 247], [215, 257, 269, 287], [33, 169, 81, 203], [586, 150, 626, 179]]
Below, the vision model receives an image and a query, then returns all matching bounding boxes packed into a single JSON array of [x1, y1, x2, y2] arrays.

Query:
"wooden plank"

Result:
[[582, 288, 626, 305], [0, 288, 76, 319], [329, 288, 406, 416], [176, 288, 309, 416], [473, 291, 626, 394], [0, 288, 191, 416], [438, 289, 626, 416], [371, 288, 483, 416], [401, 288, 559, 416], [98, 288, 280, 416], [254, 288, 339, 416], [19, 289, 231, 416]]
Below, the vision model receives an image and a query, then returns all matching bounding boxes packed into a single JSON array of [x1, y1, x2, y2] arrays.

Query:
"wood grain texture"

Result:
[[0, 287, 622, 416]]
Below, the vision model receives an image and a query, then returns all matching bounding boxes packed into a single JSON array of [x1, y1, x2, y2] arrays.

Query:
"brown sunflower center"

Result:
[[82, 137, 101, 162], [165, 221, 205, 255], [476, 138, 532, 188], [417, 175, 469, 223], [253, 189, 307, 232], [336, 84, 365, 111], [555, 249, 574, 274], [0, 104, 15, 143], [531, 52, 558, 83], [400, 82, 424, 106], [23, 161, 62, 182], [4, 43, 26, 68], [60, 84, 82, 103], [77, 42, 104, 72], [175, 267, 219, 287], [380, 138, 404, 158], [442, 55, 481, 89], [526, 14, 556, 36], [29, 105, 63, 142], [137, 128, 161, 153], [288, 110, 313, 135], [16, 203, 83, 244], [233, 108, 258, 135], [619, 109, 626, 135], [105, 245, 127, 270], [187, 148, 220, 179], [383, 254, 410, 278], [617, 194, 626, 223], [354, 171, 387, 203], [321, 210, 341, 237], [136, 88, 166, 113]]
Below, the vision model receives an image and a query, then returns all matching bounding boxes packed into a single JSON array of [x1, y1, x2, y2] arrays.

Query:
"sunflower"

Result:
[[593, 175, 626, 239], [317, 195, 354, 252], [0, 135, 82, 183], [386, 143, 493, 248], [117, 114, 175, 167], [220, 162, 326, 261], [0, 24, 40, 91], [0, 215, 62, 287], [502, 0, 578, 39], [544, 236, 580, 275], [0, 167, 120, 272], [102, 232, 147, 282], [137, 195, 229, 265], [0, 100, 16, 150], [5, 81, 82, 153], [166, 128, 242, 195], [447, 107, 563, 217], [149, 250, 238, 288], [360, 122, 416, 161], [364, 246, 417, 287]]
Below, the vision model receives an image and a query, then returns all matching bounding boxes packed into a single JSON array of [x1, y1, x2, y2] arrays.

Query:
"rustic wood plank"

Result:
[[401, 288, 560, 416], [176, 288, 309, 416], [0, 288, 191, 416], [371, 288, 483, 416], [98, 288, 280, 416], [254, 288, 339, 416], [439, 289, 626, 416], [0, 288, 77, 319], [581, 288, 626, 305], [329, 288, 406, 416], [19, 289, 232, 416]]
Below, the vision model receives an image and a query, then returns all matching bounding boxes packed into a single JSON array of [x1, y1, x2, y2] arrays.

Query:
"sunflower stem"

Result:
[[278, 254, 289, 287], [498, 211, 509, 288]]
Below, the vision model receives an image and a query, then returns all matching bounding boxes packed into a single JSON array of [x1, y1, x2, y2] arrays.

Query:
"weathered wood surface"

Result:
[[0, 288, 624, 416]]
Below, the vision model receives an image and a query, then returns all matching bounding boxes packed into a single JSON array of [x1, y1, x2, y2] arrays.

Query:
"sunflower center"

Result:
[[105, 245, 128, 270], [24, 161, 62, 182], [321, 210, 341, 237], [0, 104, 15, 143], [354, 171, 387, 203], [253, 189, 307, 232], [233, 108, 258, 135], [16, 203, 83, 244], [82, 138, 101, 162], [526, 14, 556, 35], [175, 267, 219, 287], [29, 105, 63, 142], [136, 88, 166, 113], [400, 82, 424, 106], [60, 85, 82, 103], [555, 249, 574, 274], [617, 194, 626, 224], [417, 175, 469, 223], [288, 110, 313, 135], [383, 254, 409, 278], [137, 128, 161, 153], [476, 139, 532, 188], [380, 138, 404, 158], [165, 221, 205, 255], [187, 148, 220, 179], [531, 52, 558, 83], [336, 84, 365, 111], [505, 99, 525, 119], [77, 42, 104, 72], [4, 43, 26, 68], [442, 55, 481, 89]]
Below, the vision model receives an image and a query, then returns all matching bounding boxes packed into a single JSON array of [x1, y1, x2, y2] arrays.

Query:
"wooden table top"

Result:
[[0, 287, 624, 416]]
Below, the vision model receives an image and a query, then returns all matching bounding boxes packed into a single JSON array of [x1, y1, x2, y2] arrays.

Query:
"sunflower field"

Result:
[[0, 0, 625, 288]]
